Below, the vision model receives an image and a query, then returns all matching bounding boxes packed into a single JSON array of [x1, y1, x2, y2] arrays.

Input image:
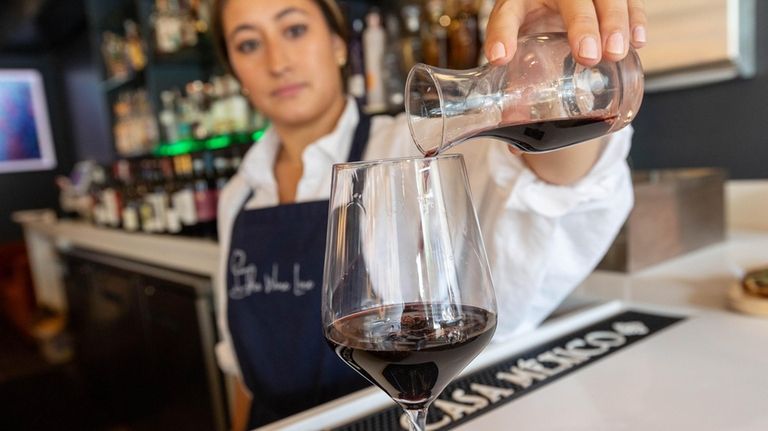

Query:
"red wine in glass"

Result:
[[326, 302, 497, 409]]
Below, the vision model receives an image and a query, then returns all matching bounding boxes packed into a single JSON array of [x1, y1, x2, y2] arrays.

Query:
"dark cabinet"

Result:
[[64, 250, 226, 431]]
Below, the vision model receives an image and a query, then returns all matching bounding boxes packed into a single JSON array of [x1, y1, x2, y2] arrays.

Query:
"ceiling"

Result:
[[0, 0, 87, 53]]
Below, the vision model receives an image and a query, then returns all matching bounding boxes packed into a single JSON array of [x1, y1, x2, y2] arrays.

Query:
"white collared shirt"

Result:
[[215, 97, 633, 377]]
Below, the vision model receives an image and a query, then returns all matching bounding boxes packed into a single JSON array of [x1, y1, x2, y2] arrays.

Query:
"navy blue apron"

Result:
[[226, 107, 372, 428]]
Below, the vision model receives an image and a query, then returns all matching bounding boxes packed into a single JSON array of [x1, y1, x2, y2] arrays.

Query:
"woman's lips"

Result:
[[271, 83, 307, 98]]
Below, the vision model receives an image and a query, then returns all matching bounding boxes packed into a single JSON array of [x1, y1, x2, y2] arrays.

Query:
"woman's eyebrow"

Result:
[[227, 7, 308, 40], [228, 23, 259, 41], [275, 7, 309, 21]]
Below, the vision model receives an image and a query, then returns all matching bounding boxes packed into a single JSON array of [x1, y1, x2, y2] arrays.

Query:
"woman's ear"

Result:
[[332, 34, 347, 67]]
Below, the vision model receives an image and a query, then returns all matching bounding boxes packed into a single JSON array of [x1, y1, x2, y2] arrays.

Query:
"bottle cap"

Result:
[[366, 11, 381, 28]]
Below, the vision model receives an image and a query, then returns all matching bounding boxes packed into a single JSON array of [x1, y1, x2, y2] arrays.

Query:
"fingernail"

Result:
[[579, 37, 599, 60], [633, 26, 647, 44], [489, 42, 507, 62], [606, 32, 625, 55]]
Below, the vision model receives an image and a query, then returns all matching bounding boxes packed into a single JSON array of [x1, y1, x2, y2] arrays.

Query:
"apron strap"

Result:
[[237, 102, 373, 212], [346, 103, 372, 163]]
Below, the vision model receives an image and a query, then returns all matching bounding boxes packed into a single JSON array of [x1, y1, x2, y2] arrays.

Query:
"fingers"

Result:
[[593, 0, 630, 62], [556, 0, 647, 64], [556, 0, 602, 66], [486, 0, 648, 66], [484, 0, 527, 65], [628, 0, 648, 48]]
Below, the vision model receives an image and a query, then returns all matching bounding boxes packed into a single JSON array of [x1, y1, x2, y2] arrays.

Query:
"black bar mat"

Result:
[[333, 310, 684, 431]]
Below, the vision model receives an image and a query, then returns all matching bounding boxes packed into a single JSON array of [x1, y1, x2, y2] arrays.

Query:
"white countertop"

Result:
[[575, 229, 768, 311], [453, 303, 768, 431], [260, 300, 768, 431], [15, 213, 221, 310], [258, 228, 768, 431], [16, 215, 219, 277]]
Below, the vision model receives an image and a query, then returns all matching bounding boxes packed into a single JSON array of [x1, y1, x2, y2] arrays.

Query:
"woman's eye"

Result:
[[285, 24, 307, 39], [236, 39, 260, 53]]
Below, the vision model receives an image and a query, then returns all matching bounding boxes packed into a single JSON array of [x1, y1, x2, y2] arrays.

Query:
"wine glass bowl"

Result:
[[322, 155, 497, 430]]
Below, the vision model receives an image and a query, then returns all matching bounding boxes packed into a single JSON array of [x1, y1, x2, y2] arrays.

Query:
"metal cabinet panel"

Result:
[[63, 251, 226, 431]]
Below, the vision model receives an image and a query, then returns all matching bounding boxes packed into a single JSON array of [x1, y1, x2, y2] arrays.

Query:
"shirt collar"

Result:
[[240, 97, 359, 190]]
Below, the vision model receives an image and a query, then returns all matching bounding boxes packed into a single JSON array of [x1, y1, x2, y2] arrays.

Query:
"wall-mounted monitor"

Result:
[[0, 69, 57, 173]]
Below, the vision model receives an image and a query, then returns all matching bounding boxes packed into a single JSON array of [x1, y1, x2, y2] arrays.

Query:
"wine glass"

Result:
[[405, 32, 644, 156], [322, 154, 497, 430]]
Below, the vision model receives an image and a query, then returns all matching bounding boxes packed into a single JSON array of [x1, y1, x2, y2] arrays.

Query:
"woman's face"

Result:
[[222, 0, 346, 127]]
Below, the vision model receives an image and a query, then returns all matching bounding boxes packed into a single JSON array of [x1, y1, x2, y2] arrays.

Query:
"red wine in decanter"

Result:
[[422, 114, 618, 156]]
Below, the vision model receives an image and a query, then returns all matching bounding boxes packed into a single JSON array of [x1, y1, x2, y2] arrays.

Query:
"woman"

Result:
[[211, 0, 647, 428]]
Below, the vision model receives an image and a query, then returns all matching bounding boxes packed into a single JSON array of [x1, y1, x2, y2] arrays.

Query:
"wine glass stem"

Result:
[[405, 408, 428, 431]]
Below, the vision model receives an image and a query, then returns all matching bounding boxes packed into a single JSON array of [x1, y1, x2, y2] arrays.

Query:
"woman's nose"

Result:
[[265, 42, 291, 76]]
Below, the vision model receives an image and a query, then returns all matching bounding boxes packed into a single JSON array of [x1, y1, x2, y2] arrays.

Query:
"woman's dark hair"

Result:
[[211, 0, 349, 74]]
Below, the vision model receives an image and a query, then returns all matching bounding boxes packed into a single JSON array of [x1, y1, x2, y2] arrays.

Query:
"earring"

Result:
[[337, 56, 347, 67], [241, 87, 250, 96]]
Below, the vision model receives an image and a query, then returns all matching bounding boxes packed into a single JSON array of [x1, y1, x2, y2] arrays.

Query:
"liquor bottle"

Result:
[[179, 0, 199, 48], [159, 90, 180, 143], [186, 80, 208, 139], [114, 159, 139, 232], [172, 154, 199, 235], [193, 153, 218, 238], [101, 162, 125, 228], [202, 81, 216, 136], [136, 161, 154, 233], [129, 92, 146, 154], [113, 96, 131, 155], [227, 76, 251, 133], [383, 14, 405, 110], [154, 0, 182, 54], [399, 4, 423, 74], [209, 76, 229, 135], [145, 159, 170, 233], [137, 90, 160, 152], [123, 20, 147, 72], [213, 152, 232, 197], [159, 157, 182, 234], [347, 19, 366, 106], [363, 11, 387, 113], [114, 90, 158, 156], [190, 0, 211, 33], [448, 0, 480, 70], [119, 161, 142, 232], [176, 94, 194, 140], [89, 165, 107, 226], [101, 32, 129, 78], [422, 0, 449, 68]]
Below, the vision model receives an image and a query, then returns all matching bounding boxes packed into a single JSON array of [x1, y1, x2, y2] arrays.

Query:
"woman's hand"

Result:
[[484, 0, 647, 66], [485, 0, 646, 185], [484, 0, 646, 185]]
